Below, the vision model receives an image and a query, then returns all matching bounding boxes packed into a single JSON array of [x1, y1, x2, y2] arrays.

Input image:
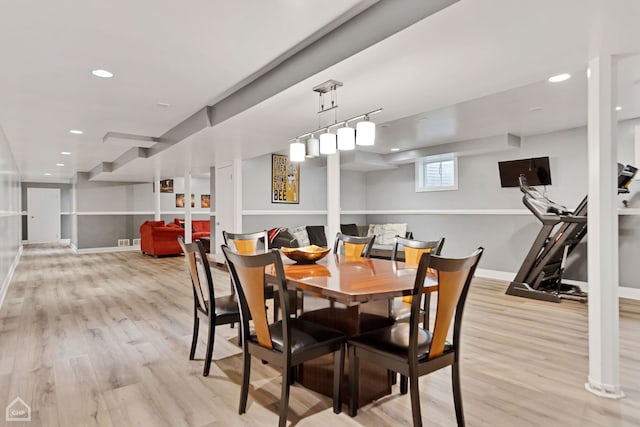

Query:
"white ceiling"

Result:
[[3, 0, 640, 182]]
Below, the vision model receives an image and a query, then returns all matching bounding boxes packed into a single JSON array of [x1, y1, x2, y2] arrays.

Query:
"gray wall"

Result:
[[21, 182, 73, 240], [75, 173, 210, 249], [242, 153, 328, 233], [363, 119, 640, 288], [0, 125, 21, 300]]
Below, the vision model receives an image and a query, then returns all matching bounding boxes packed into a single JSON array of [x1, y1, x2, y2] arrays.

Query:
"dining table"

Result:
[[208, 251, 438, 411]]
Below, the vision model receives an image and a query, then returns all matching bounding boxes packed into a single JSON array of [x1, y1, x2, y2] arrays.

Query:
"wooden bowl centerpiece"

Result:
[[281, 245, 330, 264]]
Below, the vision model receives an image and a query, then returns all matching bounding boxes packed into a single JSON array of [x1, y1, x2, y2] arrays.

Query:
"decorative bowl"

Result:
[[281, 245, 331, 264]]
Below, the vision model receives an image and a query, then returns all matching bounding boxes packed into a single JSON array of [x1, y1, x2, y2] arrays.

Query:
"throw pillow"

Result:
[[366, 224, 385, 245], [306, 225, 327, 247], [340, 223, 359, 236], [381, 223, 408, 245], [289, 225, 310, 247]]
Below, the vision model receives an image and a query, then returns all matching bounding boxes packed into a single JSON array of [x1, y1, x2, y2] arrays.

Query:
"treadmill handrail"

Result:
[[559, 215, 587, 223]]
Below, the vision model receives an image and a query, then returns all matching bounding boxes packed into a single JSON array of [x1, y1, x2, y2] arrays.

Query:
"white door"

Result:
[[215, 165, 235, 254], [27, 188, 60, 243]]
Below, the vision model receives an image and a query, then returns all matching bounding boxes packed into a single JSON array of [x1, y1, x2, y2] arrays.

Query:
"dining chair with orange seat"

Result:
[[223, 229, 299, 320], [178, 236, 241, 377], [222, 230, 269, 254], [332, 232, 375, 258], [389, 236, 445, 326], [347, 247, 484, 426], [222, 246, 346, 427]]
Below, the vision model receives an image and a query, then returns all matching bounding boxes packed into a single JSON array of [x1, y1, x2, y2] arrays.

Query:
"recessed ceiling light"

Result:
[[69, 129, 83, 135], [60, 151, 71, 155], [44, 173, 52, 176], [56, 163, 64, 167], [91, 69, 114, 79], [156, 102, 170, 108], [529, 107, 543, 112], [616, 106, 622, 111], [586, 68, 591, 78], [548, 73, 571, 83], [390, 148, 400, 152]]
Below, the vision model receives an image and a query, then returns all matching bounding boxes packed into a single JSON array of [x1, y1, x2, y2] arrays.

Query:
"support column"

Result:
[[184, 172, 192, 244], [153, 173, 161, 221], [326, 151, 340, 245], [586, 55, 624, 398]]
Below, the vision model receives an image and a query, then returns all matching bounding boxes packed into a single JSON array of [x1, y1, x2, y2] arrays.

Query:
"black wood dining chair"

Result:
[[347, 247, 484, 426], [332, 232, 375, 258], [178, 236, 241, 377], [223, 229, 299, 320], [389, 236, 445, 326], [222, 245, 346, 427]]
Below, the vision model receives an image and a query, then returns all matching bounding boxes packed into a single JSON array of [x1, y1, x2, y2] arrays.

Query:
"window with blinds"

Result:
[[415, 154, 458, 192]]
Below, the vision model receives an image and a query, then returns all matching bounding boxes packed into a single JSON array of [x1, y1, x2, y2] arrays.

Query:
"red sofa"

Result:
[[140, 219, 211, 256]]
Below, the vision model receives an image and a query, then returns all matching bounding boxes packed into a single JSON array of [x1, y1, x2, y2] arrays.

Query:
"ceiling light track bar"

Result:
[[290, 108, 383, 142]]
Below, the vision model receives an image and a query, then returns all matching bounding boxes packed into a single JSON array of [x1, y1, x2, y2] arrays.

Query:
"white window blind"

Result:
[[416, 154, 458, 192]]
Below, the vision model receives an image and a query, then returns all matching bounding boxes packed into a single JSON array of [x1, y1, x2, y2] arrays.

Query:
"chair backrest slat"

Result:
[[234, 263, 272, 349], [333, 232, 375, 258], [223, 230, 268, 255], [391, 236, 444, 266]]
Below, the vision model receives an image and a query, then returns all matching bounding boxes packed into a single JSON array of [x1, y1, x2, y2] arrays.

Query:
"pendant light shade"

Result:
[[337, 125, 355, 150], [356, 119, 376, 146], [306, 136, 319, 158], [319, 131, 337, 155], [289, 139, 306, 162]]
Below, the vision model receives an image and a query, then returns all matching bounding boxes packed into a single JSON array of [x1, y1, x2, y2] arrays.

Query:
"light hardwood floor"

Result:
[[0, 244, 639, 426]]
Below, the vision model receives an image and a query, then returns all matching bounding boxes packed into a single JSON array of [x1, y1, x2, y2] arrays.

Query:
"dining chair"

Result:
[[347, 247, 484, 426], [222, 230, 269, 254], [221, 245, 346, 427], [223, 229, 299, 320], [178, 236, 241, 377], [332, 232, 375, 258], [389, 236, 445, 326]]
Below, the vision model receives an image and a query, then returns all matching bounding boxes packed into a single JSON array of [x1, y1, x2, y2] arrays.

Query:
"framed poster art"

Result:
[[176, 194, 195, 208], [152, 178, 174, 193], [201, 194, 211, 208], [271, 154, 299, 204]]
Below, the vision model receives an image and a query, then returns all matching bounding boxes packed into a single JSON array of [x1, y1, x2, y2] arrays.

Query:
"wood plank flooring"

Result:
[[0, 243, 639, 426]]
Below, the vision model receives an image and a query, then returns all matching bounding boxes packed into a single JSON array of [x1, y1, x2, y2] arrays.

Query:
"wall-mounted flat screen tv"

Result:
[[498, 156, 552, 187]]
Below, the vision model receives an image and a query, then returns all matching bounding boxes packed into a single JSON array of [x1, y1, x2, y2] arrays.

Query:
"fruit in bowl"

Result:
[[281, 245, 331, 264]]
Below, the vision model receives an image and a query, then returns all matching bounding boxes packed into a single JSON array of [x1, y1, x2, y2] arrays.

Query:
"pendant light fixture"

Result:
[[356, 115, 375, 146], [306, 134, 320, 158], [289, 138, 306, 162], [289, 79, 382, 161], [319, 129, 337, 155], [337, 123, 355, 150]]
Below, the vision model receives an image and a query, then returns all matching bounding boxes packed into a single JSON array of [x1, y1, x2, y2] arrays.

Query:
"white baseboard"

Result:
[[475, 268, 640, 301], [0, 245, 23, 310], [75, 245, 141, 254], [619, 287, 640, 301], [475, 268, 515, 282]]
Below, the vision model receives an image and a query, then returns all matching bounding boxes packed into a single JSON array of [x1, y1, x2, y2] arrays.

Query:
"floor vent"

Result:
[[117, 239, 130, 247]]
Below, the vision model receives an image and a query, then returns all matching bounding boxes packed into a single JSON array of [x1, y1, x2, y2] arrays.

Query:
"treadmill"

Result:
[[506, 163, 637, 303]]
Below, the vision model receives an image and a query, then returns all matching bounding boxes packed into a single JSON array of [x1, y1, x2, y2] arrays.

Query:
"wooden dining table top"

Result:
[[208, 251, 438, 305]]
